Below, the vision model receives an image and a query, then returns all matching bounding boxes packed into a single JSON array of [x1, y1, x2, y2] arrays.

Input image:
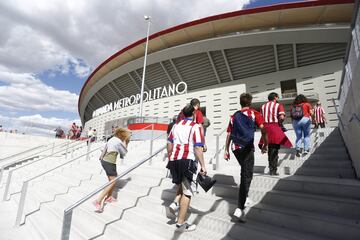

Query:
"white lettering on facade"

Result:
[[92, 81, 188, 117]]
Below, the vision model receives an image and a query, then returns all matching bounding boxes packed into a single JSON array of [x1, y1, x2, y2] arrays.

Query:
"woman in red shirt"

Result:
[[290, 94, 313, 157]]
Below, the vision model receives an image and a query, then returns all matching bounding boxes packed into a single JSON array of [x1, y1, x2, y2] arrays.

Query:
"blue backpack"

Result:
[[230, 111, 255, 148]]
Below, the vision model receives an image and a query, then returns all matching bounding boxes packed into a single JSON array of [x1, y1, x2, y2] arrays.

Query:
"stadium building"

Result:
[[78, 0, 354, 138]]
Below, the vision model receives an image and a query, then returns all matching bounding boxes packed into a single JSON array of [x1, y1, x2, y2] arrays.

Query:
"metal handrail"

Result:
[[0, 139, 68, 165], [148, 131, 167, 165], [2, 140, 87, 201], [103, 124, 155, 141], [0, 140, 72, 185], [214, 127, 228, 170], [152, 131, 168, 141], [14, 144, 102, 226], [330, 98, 360, 129], [137, 123, 155, 131], [60, 146, 166, 240], [127, 124, 155, 156], [332, 98, 345, 129], [0, 144, 46, 163]]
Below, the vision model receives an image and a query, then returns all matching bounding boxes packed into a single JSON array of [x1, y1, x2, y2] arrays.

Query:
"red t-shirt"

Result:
[[302, 103, 312, 117], [177, 109, 204, 124], [290, 103, 312, 118]]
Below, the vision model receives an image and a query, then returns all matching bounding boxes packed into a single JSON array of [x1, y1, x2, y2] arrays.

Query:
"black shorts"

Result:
[[167, 159, 194, 184], [101, 160, 117, 176]]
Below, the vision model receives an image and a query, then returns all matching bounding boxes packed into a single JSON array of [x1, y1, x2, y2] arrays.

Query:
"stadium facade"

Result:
[[78, 0, 354, 138]]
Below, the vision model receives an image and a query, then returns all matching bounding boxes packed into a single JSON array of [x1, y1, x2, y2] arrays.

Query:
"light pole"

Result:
[[139, 15, 151, 119]]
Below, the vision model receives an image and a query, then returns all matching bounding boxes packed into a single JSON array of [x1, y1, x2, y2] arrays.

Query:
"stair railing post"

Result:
[[215, 134, 220, 170], [52, 142, 55, 154], [15, 181, 28, 226], [65, 141, 70, 159], [0, 166, 5, 185], [149, 124, 154, 165], [3, 170, 13, 201], [61, 210, 73, 240], [70, 146, 74, 159], [85, 142, 91, 161]]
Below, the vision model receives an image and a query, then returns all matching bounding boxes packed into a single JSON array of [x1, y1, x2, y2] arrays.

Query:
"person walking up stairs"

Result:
[[259, 92, 292, 175], [224, 93, 268, 222], [166, 104, 207, 232]]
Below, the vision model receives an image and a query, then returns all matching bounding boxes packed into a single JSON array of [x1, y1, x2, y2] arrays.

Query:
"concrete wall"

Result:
[[84, 84, 246, 138], [338, 1, 360, 178], [80, 26, 349, 122], [85, 59, 343, 138]]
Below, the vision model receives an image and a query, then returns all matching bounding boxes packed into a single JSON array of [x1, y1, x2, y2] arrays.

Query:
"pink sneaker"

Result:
[[105, 196, 117, 203], [93, 200, 103, 213]]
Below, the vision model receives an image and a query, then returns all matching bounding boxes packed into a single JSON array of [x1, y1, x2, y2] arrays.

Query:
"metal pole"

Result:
[[149, 124, 154, 165], [15, 181, 28, 226], [71, 146, 74, 159], [61, 210, 73, 240], [215, 134, 220, 170], [139, 16, 151, 118], [3, 171, 13, 201], [85, 142, 91, 161], [65, 141, 70, 159], [0, 166, 4, 185]]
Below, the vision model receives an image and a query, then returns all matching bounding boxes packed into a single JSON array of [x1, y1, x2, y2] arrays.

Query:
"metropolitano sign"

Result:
[[92, 81, 187, 118]]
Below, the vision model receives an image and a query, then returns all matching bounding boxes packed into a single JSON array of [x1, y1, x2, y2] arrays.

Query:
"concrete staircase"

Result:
[[1, 128, 359, 240]]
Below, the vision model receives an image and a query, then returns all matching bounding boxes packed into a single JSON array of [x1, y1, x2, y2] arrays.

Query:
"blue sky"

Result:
[[0, 0, 297, 136]]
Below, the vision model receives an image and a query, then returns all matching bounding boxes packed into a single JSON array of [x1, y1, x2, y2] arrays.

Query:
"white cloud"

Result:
[[0, 114, 80, 137], [0, 0, 253, 74], [0, 0, 253, 123], [0, 71, 78, 112]]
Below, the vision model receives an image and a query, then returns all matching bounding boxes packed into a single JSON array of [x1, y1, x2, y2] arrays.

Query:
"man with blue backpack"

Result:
[[224, 93, 268, 222]]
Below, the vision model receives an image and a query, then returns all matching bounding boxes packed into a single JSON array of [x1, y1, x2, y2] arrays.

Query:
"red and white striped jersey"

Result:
[[314, 106, 325, 123], [226, 108, 264, 151], [260, 100, 285, 123], [168, 118, 204, 161]]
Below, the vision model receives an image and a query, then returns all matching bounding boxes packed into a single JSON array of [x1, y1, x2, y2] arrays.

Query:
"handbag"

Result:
[[99, 145, 108, 161], [196, 173, 216, 192]]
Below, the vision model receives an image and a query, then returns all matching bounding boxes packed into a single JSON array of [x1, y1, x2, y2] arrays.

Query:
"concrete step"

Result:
[[273, 175, 360, 200], [261, 189, 360, 220], [248, 203, 360, 240], [312, 147, 347, 155], [117, 207, 236, 240], [295, 167, 356, 178], [26, 201, 88, 240], [304, 154, 350, 163], [106, 192, 328, 240], [96, 221, 144, 240], [23, 179, 146, 239], [316, 141, 346, 147], [302, 159, 352, 168]]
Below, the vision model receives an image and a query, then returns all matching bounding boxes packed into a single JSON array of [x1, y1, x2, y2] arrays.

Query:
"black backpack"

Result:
[[230, 111, 255, 148], [291, 104, 304, 120]]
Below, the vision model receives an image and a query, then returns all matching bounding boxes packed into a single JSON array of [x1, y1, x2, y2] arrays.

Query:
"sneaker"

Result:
[[105, 196, 117, 203], [303, 150, 310, 156], [169, 202, 179, 216], [295, 150, 301, 157], [92, 200, 103, 213], [175, 222, 196, 232], [233, 208, 246, 222]]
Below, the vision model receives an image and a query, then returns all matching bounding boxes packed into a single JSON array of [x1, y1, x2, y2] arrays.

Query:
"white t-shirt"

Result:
[[106, 137, 127, 158]]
